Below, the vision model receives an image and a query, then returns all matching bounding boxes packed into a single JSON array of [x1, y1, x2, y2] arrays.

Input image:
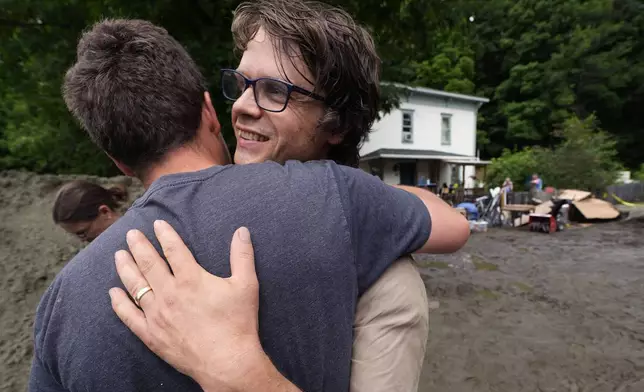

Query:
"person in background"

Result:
[[502, 177, 513, 193], [531, 173, 543, 191], [53, 180, 127, 242], [501, 177, 513, 205]]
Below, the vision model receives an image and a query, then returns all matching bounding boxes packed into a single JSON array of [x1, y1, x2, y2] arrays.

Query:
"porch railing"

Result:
[[438, 188, 487, 205]]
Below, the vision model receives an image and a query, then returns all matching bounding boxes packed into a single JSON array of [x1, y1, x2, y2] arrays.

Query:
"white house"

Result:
[[359, 83, 490, 188]]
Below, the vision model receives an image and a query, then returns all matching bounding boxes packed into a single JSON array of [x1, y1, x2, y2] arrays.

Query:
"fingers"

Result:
[[126, 229, 172, 290], [153, 220, 201, 277], [114, 250, 156, 309], [109, 287, 149, 339], [230, 227, 258, 287]]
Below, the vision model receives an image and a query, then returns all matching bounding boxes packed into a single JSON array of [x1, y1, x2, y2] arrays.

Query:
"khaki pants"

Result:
[[351, 256, 429, 392]]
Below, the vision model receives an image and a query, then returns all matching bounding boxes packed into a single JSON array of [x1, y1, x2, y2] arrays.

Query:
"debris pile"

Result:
[[535, 189, 620, 221], [460, 186, 624, 233]]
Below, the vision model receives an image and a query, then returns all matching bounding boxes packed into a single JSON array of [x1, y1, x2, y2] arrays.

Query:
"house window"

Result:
[[441, 113, 452, 145], [402, 110, 413, 143]]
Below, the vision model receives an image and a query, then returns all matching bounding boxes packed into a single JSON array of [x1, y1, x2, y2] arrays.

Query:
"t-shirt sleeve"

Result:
[[28, 355, 66, 392], [335, 165, 431, 294]]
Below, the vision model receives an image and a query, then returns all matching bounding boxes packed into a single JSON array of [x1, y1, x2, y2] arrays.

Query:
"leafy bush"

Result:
[[485, 147, 540, 191]]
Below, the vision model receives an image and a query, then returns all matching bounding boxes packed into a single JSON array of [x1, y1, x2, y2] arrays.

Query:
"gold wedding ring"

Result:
[[134, 286, 153, 307]]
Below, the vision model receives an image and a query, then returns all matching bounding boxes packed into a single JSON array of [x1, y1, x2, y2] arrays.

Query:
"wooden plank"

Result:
[[502, 204, 536, 212]]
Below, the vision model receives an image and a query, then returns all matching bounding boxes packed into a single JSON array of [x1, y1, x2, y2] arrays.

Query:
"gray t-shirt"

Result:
[[29, 160, 431, 392]]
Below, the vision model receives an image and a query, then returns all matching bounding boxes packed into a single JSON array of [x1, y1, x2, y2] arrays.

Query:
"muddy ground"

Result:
[[1, 170, 643, 392], [417, 219, 644, 392]]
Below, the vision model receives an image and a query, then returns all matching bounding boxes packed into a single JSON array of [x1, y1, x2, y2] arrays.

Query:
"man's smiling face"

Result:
[[231, 27, 341, 165]]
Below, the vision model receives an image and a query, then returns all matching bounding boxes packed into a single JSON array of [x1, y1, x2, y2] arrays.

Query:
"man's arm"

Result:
[[339, 168, 463, 391], [351, 256, 429, 392], [394, 185, 470, 254]]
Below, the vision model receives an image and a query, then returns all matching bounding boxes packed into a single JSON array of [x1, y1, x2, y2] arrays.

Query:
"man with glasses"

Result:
[[194, 8, 444, 389], [215, 8, 444, 388], [29, 2, 470, 392], [221, 69, 328, 112]]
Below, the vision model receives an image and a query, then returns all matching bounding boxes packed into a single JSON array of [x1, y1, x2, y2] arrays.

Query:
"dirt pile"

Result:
[[0, 170, 143, 392]]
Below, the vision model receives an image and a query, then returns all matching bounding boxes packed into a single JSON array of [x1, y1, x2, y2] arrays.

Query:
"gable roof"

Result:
[[382, 82, 490, 104]]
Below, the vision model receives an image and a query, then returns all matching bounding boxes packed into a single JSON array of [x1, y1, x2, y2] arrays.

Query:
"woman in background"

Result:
[[501, 177, 514, 206], [502, 177, 514, 193], [52, 180, 127, 242]]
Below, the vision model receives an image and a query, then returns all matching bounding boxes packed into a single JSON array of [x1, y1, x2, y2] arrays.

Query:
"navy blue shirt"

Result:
[[29, 160, 430, 392]]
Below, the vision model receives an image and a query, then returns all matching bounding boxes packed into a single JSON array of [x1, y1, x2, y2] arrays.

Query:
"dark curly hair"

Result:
[[232, 0, 381, 167]]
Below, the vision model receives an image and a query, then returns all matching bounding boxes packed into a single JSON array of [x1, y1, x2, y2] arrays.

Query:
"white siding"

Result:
[[361, 109, 401, 155], [361, 93, 479, 157], [382, 160, 399, 184], [360, 89, 484, 186]]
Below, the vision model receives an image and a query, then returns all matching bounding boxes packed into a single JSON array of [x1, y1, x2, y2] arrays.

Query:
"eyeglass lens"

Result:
[[222, 71, 290, 112]]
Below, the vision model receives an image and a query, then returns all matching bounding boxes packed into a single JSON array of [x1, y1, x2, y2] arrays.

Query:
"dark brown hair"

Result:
[[232, 0, 381, 167], [63, 19, 206, 173], [53, 180, 128, 223]]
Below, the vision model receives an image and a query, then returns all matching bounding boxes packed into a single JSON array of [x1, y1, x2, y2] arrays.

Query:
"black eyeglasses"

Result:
[[220, 69, 326, 113]]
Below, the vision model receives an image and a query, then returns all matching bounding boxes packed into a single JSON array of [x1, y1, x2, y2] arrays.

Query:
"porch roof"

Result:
[[360, 148, 490, 165]]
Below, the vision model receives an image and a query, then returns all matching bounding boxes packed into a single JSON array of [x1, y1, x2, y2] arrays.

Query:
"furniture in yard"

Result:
[[505, 191, 531, 205], [502, 204, 536, 227], [440, 188, 485, 205]]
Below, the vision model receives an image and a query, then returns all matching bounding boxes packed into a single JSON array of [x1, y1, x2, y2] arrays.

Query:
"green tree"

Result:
[[1, 0, 643, 175], [411, 31, 475, 94], [469, 0, 644, 168], [486, 114, 622, 191], [535, 115, 622, 191], [0, 0, 238, 175]]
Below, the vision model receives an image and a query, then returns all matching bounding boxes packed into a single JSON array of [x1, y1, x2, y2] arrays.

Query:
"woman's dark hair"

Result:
[[52, 180, 127, 224]]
